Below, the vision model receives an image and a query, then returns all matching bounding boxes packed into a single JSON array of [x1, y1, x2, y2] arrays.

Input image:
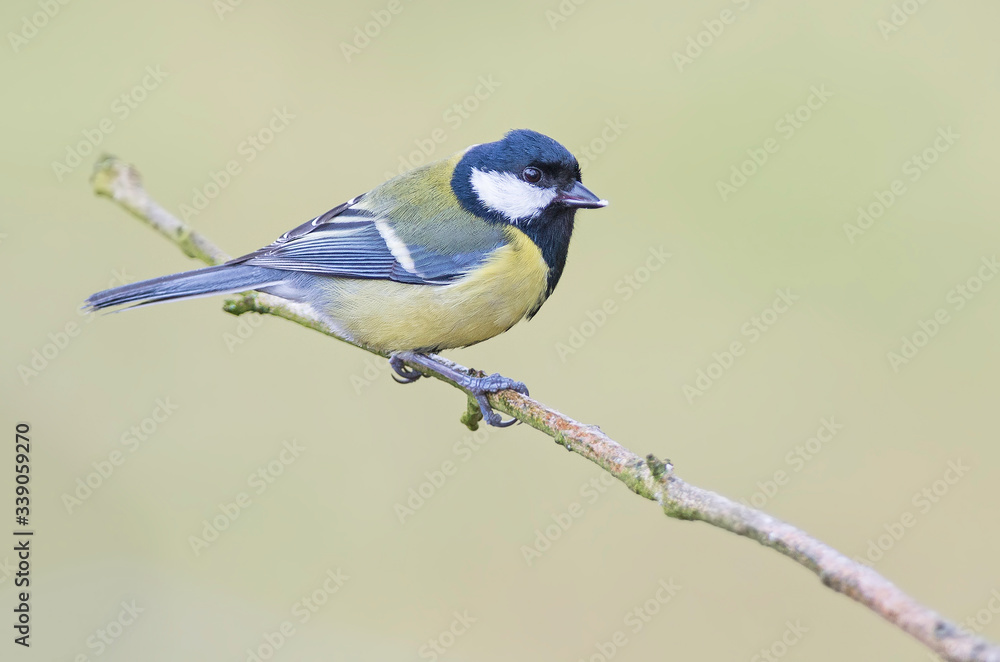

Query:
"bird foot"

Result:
[[463, 373, 529, 428], [389, 354, 422, 383], [388, 352, 528, 427]]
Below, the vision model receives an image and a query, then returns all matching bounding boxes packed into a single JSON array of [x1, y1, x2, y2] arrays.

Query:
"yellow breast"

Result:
[[318, 226, 550, 353]]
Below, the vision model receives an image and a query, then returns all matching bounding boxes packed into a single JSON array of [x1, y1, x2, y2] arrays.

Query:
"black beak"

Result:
[[556, 181, 608, 209]]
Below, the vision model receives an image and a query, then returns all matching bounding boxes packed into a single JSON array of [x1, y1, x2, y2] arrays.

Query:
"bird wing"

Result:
[[229, 194, 507, 285]]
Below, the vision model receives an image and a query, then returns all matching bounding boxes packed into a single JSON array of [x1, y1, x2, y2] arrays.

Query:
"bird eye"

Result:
[[522, 167, 542, 184]]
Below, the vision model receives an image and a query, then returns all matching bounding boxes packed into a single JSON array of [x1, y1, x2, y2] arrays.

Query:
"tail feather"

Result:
[[85, 264, 288, 312]]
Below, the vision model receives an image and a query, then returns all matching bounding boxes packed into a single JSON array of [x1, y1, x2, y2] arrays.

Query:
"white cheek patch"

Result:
[[470, 168, 558, 222]]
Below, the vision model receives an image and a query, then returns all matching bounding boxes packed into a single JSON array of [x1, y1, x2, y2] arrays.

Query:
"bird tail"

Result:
[[84, 264, 288, 312]]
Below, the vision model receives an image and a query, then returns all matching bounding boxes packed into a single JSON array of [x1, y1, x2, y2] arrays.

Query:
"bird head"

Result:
[[451, 129, 607, 225]]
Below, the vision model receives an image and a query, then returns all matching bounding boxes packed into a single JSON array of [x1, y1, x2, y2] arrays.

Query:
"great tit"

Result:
[[86, 129, 607, 426]]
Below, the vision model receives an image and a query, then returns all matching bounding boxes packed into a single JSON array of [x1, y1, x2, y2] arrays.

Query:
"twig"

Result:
[[90, 155, 1000, 662]]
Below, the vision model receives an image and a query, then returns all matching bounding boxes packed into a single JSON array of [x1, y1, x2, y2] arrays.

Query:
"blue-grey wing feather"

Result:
[[228, 197, 500, 285]]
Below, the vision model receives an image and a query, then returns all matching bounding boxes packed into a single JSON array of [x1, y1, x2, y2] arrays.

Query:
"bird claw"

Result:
[[467, 373, 528, 428], [389, 355, 422, 384], [476, 396, 518, 427]]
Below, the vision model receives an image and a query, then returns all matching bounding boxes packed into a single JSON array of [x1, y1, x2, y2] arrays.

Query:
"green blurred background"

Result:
[[2, 0, 999, 660]]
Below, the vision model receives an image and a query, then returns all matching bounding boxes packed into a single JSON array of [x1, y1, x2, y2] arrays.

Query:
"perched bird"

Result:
[[86, 129, 607, 426]]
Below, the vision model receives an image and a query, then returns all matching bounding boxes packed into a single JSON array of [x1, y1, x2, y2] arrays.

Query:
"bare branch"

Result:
[[92, 156, 231, 266], [90, 155, 1000, 662]]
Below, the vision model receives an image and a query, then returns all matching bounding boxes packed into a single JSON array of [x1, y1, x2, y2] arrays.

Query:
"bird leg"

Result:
[[389, 351, 529, 427]]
